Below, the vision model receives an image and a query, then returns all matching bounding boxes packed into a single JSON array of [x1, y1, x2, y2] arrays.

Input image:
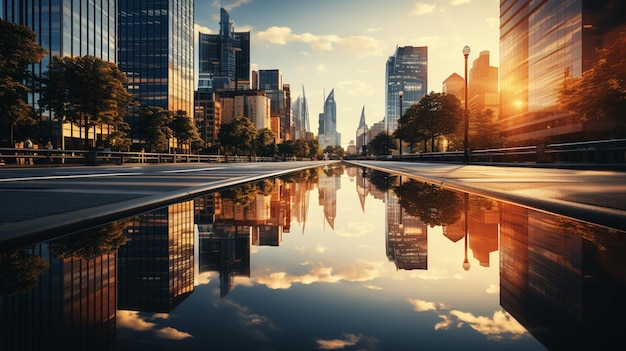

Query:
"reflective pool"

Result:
[[1, 163, 624, 350]]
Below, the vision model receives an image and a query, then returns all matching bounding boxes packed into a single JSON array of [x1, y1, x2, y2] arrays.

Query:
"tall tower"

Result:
[[118, 0, 194, 129], [356, 106, 368, 155], [197, 7, 250, 92], [293, 85, 311, 140], [318, 89, 341, 149], [386, 46, 428, 131], [499, 0, 626, 143]]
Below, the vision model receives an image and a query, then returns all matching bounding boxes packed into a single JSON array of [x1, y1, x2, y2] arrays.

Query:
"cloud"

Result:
[[155, 327, 193, 340], [315, 333, 379, 350], [117, 310, 156, 331], [254, 27, 383, 57], [336, 80, 375, 97], [407, 298, 443, 312], [450, 310, 528, 340], [410, 3, 437, 16], [215, 0, 252, 12], [450, 0, 472, 6], [195, 23, 213, 34]]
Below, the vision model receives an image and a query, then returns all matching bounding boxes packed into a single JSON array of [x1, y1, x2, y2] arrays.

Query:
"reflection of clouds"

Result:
[[218, 299, 280, 342], [155, 327, 192, 340], [364, 284, 383, 290], [255, 259, 383, 289], [336, 221, 374, 238], [196, 271, 215, 286], [117, 310, 194, 340], [315, 333, 379, 350], [407, 299, 527, 340], [396, 268, 460, 281], [315, 245, 328, 253], [486, 283, 498, 294]]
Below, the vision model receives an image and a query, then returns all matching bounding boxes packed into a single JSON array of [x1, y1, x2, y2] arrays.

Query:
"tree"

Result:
[[307, 139, 322, 159], [399, 92, 462, 152], [0, 19, 47, 146], [134, 106, 174, 152], [559, 30, 626, 130], [447, 109, 503, 150], [218, 116, 257, 156], [41, 55, 134, 149], [368, 132, 395, 155], [171, 112, 202, 153], [255, 128, 276, 157]]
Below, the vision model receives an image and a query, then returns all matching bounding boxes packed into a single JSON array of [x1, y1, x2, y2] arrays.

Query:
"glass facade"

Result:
[[118, 0, 194, 128], [499, 0, 626, 143], [385, 46, 428, 131]]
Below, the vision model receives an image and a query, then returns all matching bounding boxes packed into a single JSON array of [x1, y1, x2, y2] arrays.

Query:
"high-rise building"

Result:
[[318, 89, 341, 149], [293, 85, 311, 140], [386, 46, 428, 131], [1, 0, 117, 148], [442, 73, 465, 102], [356, 106, 368, 155], [499, 0, 626, 143], [255, 69, 291, 141], [469, 50, 499, 115], [197, 8, 250, 92], [118, 0, 194, 134]]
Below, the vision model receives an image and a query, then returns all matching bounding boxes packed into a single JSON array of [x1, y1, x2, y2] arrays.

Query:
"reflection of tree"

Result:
[[367, 170, 398, 192], [48, 219, 130, 260], [283, 168, 321, 184], [221, 180, 276, 207], [0, 250, 49, 296], [394, 180, 463, 227], [323, 163, 345, 177]]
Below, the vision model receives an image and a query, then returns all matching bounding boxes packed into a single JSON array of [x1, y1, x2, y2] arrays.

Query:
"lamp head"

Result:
[[399, 91, 403, 97], [463, 45, 471, 57]]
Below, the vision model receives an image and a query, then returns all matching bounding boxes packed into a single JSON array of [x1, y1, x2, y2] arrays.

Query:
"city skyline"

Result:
[[195, 0, 500, 148]]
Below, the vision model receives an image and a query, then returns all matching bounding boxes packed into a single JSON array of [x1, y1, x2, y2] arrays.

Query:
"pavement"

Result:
[[345, 160, 626, 232]]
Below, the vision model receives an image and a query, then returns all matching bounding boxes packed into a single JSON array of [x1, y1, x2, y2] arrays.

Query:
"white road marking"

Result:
[[161, 167, 225, 173], [0, 172, 142, 182]]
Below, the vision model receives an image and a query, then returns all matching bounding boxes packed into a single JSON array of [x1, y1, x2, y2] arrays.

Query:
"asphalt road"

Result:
[[346, 160, 626, 232], [0, 161, 332, 246], [2, 160, 625, 248]]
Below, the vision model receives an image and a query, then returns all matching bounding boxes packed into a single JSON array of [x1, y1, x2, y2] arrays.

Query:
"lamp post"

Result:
[[398, 91, 403, 156], [463, 45, 470, 163]]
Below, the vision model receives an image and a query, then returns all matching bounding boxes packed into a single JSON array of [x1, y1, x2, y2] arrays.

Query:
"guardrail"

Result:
[[360, 138, 626, 164], [0, 148, 277, 166]]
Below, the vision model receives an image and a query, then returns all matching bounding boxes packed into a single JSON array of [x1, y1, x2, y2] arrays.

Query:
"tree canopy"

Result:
[[218, 116, 258, 156], [0, 19, 47, 144], [135, 106, 174, 152], [559, 30, 626, 125], [41, 55, 134, 148]]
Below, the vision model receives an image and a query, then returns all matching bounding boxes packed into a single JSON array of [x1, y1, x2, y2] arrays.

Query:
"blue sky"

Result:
[[194, 0, 500, 148]]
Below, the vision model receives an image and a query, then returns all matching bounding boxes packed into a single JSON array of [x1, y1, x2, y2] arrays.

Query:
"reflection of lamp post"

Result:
[[463, 45, 471, 163], [398, 91, 403, 156], [462, 192, 470, 271]]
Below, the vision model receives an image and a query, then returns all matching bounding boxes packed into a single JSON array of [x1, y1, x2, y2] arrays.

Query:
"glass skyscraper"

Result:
[[385, 46, 428, 132], [499, 0, 626, 143], [318, 89, 341, 149], [1, 0, 117, 146], [118, 0, 194, 129]]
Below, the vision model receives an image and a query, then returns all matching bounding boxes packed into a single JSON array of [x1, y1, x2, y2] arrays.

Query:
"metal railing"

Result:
[[0, 148, 277, 166], [362, 138, 626, 164]]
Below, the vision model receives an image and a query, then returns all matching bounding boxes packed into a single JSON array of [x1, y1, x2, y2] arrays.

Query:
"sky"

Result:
[[194, 0, 500, 148]]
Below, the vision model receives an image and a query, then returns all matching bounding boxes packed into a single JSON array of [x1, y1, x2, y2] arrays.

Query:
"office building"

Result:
[[318, 89, 341, 149], [197, 8, 250, 92], [118, 0, 194, 132], [356, 106, 368, 155], [499, 0, 626, 143], [254, 69, 292, 141], [386, 46, 428, 131], [293, 85, 312, 140]]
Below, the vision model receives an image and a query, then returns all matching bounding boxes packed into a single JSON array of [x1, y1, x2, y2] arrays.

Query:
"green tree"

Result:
[[306, 139, 322, 159], [255, 128, 276, 157], [559, 30, 626, 131], [135, 106, 174, 152], [218, 116, 257, 156], [0, 19, 47, 145], [447, 108, 503, 150], [293, 139, 310, 158], [171, 112, 202, 153], [368, 132, 395, 155], [400, 92, 462, 152], [41, 55, 134, 149]]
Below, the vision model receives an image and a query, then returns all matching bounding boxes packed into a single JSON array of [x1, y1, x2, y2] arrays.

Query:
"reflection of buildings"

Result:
[[318, 169, 341, 230], [499, 203, 626, 349], [385, 184, 428, 270], [0, 245, 116, 349], [118, 201, 195, 313]]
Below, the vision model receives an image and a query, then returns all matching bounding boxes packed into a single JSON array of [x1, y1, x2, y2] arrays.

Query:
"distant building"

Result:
[[499, 0, 626, 144], [469, 50, 499, 115], [386, 46, 428, 132], [194, 91, 222, 150], [254, 70, 291, 141], [293, 85, 311, 140], [356, 106, 368, 155], [197, 8, 250, 92], [318, 89, 341, 149], [216, 90, 271, 130], [442, 73, 465, 102]]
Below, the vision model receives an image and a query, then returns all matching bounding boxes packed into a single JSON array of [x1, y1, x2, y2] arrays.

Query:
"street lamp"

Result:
[[399, 91, 403, 156], [463, 45, 471, 163]]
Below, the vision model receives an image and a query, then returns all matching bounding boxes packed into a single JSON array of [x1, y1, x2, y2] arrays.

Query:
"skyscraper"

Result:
[[197, 8, 250, 92], [468, 50, 499, 115], [318, 89, 341, 149], [356, 106, 368, 155], [293, 85, 311, 140], [256, 69, 291, 141], [499, 0, 626, 143], [386, 46, 428, 131], [1, 0, 117, 148], [118, 0, 194, 132]]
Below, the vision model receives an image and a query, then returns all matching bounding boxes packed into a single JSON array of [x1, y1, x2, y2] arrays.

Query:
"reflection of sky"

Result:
[[117, 172, 545, 350]]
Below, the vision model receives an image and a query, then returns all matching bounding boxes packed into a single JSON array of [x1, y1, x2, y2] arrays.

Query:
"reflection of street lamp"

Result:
[[463, 45, 471, 163], [398, 91, 403, 156], [462, 192, 470, 271]]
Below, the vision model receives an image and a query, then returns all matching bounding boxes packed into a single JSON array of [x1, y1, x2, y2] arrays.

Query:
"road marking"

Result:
[[0, 172, 142, 182], [161, 167, 225, 173]]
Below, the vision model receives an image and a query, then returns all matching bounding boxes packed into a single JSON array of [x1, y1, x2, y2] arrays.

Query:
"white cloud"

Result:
[[450, 0, 472, 6], [407, 298, 442, 312], [195, 23, 212, 34], [315, 333, 379, 350], [117, 310, 156, 331], [155, 327, 193, 340], [215, 0, 252, 12], [410, 3, 437, 16]]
